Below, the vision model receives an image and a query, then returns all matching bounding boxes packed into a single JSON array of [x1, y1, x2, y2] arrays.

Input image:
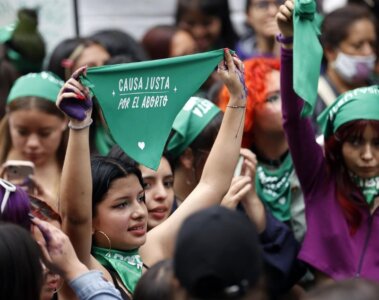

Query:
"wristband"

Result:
[[276, 33, 293, 44], [68, 118, 93, 130]]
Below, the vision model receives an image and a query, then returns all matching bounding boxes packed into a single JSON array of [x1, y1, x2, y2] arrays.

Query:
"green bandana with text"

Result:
[[255, 154, 293, 221], [351, 173, 379, 205], [92, 246, 143, 294], [81, 49, 228, 170]]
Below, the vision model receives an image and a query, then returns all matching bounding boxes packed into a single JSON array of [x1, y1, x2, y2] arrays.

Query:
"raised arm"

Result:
[[141, 49, 246, 265], [277, 0, 325, 193], [56, 66, 94, 267]]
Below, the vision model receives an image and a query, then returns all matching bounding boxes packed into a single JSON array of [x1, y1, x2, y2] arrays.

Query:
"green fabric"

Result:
[[7, 71, 63, 103], [81, 49, 229, 170], [293, 0, 323, 117], [317, 85, 379, 138], [92, 246, 143, 294], [95, 123, 115, 155], [351, 174, 379, 205], [0, 23, 15, 43], [255, 154, 294, 221], [166, 97, 220, 159]]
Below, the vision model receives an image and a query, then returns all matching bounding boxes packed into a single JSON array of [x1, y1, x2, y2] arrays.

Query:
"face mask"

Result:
[[332, 51, 376, 84]]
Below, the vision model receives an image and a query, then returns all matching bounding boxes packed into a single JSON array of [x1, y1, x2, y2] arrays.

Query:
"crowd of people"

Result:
[[1, 0, 379, 299]]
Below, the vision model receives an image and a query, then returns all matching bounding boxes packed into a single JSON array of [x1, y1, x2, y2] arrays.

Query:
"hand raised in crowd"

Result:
[[276, 0, 294, 37], [221, 148, 266, 233], [217, 49, 247, 102], [56, 66, 93, 123], [31, 217, 89, 281]]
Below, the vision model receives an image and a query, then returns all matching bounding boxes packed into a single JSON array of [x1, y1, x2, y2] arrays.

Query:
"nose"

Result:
[[131, 199, 147, 219], [26, 134, 41, 148], [192, 24, 206, 38], [361, 144, 374, 161], [361, 42, 375, 56], [267, 3, 279, 15], [153, 182, 168, 202]]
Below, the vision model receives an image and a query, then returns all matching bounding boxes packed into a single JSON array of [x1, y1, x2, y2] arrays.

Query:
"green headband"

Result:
[[317, 85, 379, 138], [167, 97, 221, 159], [7, 71, 64, 103]]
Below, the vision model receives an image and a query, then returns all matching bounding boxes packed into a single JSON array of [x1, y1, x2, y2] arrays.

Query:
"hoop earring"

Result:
[[94, 230, 112, 254]]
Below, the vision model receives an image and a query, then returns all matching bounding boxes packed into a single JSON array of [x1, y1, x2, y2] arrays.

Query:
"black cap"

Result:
[[174, 206, 263, 299]]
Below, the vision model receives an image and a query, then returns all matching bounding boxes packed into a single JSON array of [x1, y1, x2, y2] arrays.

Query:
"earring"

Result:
[[94, 230, 112, 254]]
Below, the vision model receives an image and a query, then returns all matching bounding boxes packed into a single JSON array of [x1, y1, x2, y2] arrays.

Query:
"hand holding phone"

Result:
[[2, 160, 35, 192]]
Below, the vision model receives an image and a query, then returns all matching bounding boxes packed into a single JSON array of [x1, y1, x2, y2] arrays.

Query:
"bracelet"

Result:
[[68, 118, 93, 130], [275, 33, 293, 44], [226, 105, 246, 109]]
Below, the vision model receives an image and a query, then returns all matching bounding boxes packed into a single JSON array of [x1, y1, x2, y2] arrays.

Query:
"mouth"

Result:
[[149, 207, 168, 220], [128, 224, 146, 236]]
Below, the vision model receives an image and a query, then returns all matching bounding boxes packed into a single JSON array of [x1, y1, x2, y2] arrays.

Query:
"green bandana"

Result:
[[7, 71, 64, 103], [255, 154, 294, 221], [351, 173, 379, 205], [166, 97, 220, 159], [92, 246, 143, 294], [293, 0, 323, 117], [81, 49, 229, 170], [317, 85, 379, 138]]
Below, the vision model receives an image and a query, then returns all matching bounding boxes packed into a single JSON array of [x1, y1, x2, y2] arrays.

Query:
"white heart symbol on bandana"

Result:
[[138, 142, 145, 150]]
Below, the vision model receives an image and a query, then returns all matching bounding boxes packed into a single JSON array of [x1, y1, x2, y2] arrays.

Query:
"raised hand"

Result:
[[31, 217, 88, 280], [276, 0, 295, 38], [217, 49, 247, 103], [56, 66, 92, 122]]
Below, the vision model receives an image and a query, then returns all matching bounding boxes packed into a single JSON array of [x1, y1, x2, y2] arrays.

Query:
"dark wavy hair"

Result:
[[324, 120, 379, 234], [0, 222, 43, 300], [91, 156, 144, 216]]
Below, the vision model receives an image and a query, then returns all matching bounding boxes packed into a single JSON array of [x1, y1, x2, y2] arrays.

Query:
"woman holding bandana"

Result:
[[56, 49, 246, 299], [277, 0, 379, 286]]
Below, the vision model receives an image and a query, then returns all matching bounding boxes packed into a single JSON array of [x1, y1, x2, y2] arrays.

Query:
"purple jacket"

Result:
[[281, 48, 379, 281]]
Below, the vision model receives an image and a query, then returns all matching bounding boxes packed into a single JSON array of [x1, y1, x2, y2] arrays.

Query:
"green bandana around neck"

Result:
[[293, 0, 323, 117], [92, 246, 143, 294], [166, 97, 220, 159], [317, 85, 379, 138], [350, 173, 379, 205], [255, 154, 294, 221], [80, 49, 230, 170], [7, 71, 64, 103]]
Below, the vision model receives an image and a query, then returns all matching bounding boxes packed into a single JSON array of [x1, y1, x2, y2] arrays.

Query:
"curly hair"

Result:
[[217, 57, 280, 148]]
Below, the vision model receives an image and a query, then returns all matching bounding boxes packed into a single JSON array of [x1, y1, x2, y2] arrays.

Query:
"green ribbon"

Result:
[[92, 246, 143, 294], [80, 49, 230, 170], [351, 173, 379, 205], [317, 85, 379, 138], [255, 154, 294, 221], [293, 0, 323, 117]]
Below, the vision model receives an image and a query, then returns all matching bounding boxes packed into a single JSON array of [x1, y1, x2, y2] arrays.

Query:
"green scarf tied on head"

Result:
[[166, 97, 220, 159], [317, 85, 379, 138], [7, 71, 64, 103], [293, 0, 323, 117], [80, 49, 230, 170], [92, 246, 143, 294], [255, 154, 294, 221]]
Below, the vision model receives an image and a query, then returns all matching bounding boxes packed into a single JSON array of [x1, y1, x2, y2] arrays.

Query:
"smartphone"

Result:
[[233, 156, 244, 177], [2, 160, 35, 183]]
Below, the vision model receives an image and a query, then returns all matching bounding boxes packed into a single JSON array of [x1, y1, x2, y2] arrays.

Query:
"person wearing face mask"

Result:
[[312, 4, 377, 135]]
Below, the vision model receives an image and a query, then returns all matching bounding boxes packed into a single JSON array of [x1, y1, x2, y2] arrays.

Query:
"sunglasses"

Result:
[[0, 179, 17, 214]]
